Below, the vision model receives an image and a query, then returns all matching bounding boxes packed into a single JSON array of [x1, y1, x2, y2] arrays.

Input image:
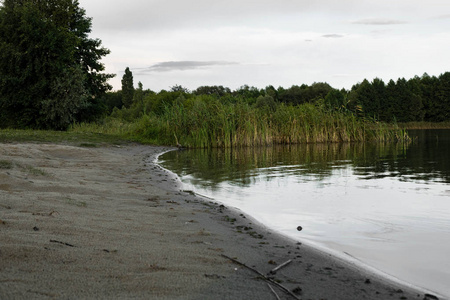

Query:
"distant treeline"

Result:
[[105, 72, 450, 124]]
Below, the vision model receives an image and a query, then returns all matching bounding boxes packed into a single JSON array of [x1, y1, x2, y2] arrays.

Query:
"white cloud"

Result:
[[135, 61, 240, 73]]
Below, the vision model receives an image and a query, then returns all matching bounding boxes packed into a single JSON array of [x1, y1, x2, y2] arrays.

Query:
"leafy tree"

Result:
[[134, 81, 144, 105], [264, 85, 278, 100], [278, 85, 305, 105], [0, 0, 113, 129], [324, 89, 346, 111], [309, 82, 333, 102], [103, 91, 123, 113], [255, 95, 277, 112], [278, 83, 332, 105], [233, 85, 263, 103], [194, 85, 231, 97], [121, 67, 134, 108], [39, 66, 88, 130], [170, 84, 190, 94]]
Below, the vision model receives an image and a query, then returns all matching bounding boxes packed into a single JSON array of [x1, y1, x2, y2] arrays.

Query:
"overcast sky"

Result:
[[78, 0, 450, 92]]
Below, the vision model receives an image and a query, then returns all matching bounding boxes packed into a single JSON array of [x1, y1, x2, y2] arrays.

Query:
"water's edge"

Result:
[[155, 148, 444, 299]]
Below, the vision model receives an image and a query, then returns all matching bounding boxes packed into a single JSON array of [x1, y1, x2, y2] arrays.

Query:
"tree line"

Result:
[[113, 68, 450, 124]]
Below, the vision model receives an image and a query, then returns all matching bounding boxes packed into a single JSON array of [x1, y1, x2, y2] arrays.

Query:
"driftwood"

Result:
[[221, 254, 300, 300], [269, 259, 293, 275], [267, 283, 281, 300], [50, 240, 75, 247]]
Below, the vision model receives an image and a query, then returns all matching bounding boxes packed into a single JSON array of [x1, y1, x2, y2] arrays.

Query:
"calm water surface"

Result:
[[159, 129, 450, 297]]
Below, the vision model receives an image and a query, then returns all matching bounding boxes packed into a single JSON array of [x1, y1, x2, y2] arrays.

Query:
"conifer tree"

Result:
[[121, 67, 134, 108]]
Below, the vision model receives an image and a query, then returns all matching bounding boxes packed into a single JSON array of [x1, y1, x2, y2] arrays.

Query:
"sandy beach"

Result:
[[0, 143, 437, 299]]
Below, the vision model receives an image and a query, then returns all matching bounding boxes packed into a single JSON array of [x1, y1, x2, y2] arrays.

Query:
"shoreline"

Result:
[[156, 149, 447, 300], [0, 143, 438, 299]]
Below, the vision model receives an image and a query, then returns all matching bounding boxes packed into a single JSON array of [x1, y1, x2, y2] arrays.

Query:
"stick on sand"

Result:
[[221, 254, 300, 300]]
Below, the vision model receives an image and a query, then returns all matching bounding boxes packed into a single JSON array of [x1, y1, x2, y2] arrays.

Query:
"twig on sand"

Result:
[[270, 259, 293, 275], [50, 240, 75, 247], [267, 283, 281, 300], [221, 254, 300, 300]]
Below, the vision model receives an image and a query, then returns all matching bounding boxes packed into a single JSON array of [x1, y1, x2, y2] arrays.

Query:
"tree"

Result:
[[433, 72, 450, 121], [0, 0, 113, 129], [194, 85, 231, 97], [121, 67, 134, 108], [134, 81, 144, 104], [324, 89, 346, 111], [170, 84, 189, 94], [255, 95, 277, 112], [39, 66, 88, 130]]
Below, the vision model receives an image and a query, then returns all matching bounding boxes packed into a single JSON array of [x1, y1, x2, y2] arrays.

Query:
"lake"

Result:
[[158, 129, 450, 298]]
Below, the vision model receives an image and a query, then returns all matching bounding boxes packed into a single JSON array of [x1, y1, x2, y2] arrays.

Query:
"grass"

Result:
[[0, 160, 13, 169], [65, 197, 87, 207], [0, 128, 130, 146], [21, 165, 49, 176], [1, 98, 412, 148], [127, 100, 410, 148]]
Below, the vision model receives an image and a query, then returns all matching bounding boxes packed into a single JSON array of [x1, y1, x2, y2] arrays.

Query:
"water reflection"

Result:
[[159, 129, 450, 297], [161, 130, 450, 188]]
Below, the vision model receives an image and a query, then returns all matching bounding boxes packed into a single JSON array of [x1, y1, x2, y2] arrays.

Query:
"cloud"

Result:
[[322, 34, 344, 38], [135, 61, 240, 73], [433, 14, 450, 19], [81, 0, 364, 32], [351, 18, 408, 25]]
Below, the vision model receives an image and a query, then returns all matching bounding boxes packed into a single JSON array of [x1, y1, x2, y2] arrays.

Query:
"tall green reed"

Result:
[[132, 98, 408, 148]]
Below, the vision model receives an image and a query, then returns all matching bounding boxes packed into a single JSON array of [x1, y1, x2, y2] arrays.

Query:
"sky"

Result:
[[78, 0, 450, 92]]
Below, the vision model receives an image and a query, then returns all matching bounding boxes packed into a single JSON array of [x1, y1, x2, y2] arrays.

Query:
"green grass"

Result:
[[127, 99, 410, 148], [0, 128, 130, 145], [1, 98, 411, 148]]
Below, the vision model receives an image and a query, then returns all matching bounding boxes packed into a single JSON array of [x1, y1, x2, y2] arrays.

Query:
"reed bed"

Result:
[[131, 99, 409, 148]]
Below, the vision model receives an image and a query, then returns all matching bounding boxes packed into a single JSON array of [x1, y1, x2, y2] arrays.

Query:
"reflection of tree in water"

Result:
[[159, 129, 450, 189], [352, 130, 450, 183]]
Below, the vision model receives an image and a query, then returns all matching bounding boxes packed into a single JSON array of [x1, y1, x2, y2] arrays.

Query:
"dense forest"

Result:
[[0, 0, 449, 147]]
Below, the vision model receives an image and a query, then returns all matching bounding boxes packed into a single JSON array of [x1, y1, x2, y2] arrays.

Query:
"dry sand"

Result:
[[0, 143, 436, 299]]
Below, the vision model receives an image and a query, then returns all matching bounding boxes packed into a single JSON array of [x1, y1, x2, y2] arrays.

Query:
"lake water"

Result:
[[158, 129, 450, 298]]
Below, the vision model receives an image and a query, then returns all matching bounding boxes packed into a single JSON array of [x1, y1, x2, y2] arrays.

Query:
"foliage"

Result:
[[119, 96, 407, 148], [346, 73, 450, 123], [194, 85, 231, 97], [39, 66, 88, 130], [0, 0, 113, 130], [121, 67, 134, 108]]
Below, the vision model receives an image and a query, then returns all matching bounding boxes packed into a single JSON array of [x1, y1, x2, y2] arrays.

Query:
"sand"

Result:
[[0, 143, 437, 299]]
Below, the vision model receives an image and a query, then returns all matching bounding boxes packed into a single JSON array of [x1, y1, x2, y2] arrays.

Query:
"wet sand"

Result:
[[0, 143, 437, 299]]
